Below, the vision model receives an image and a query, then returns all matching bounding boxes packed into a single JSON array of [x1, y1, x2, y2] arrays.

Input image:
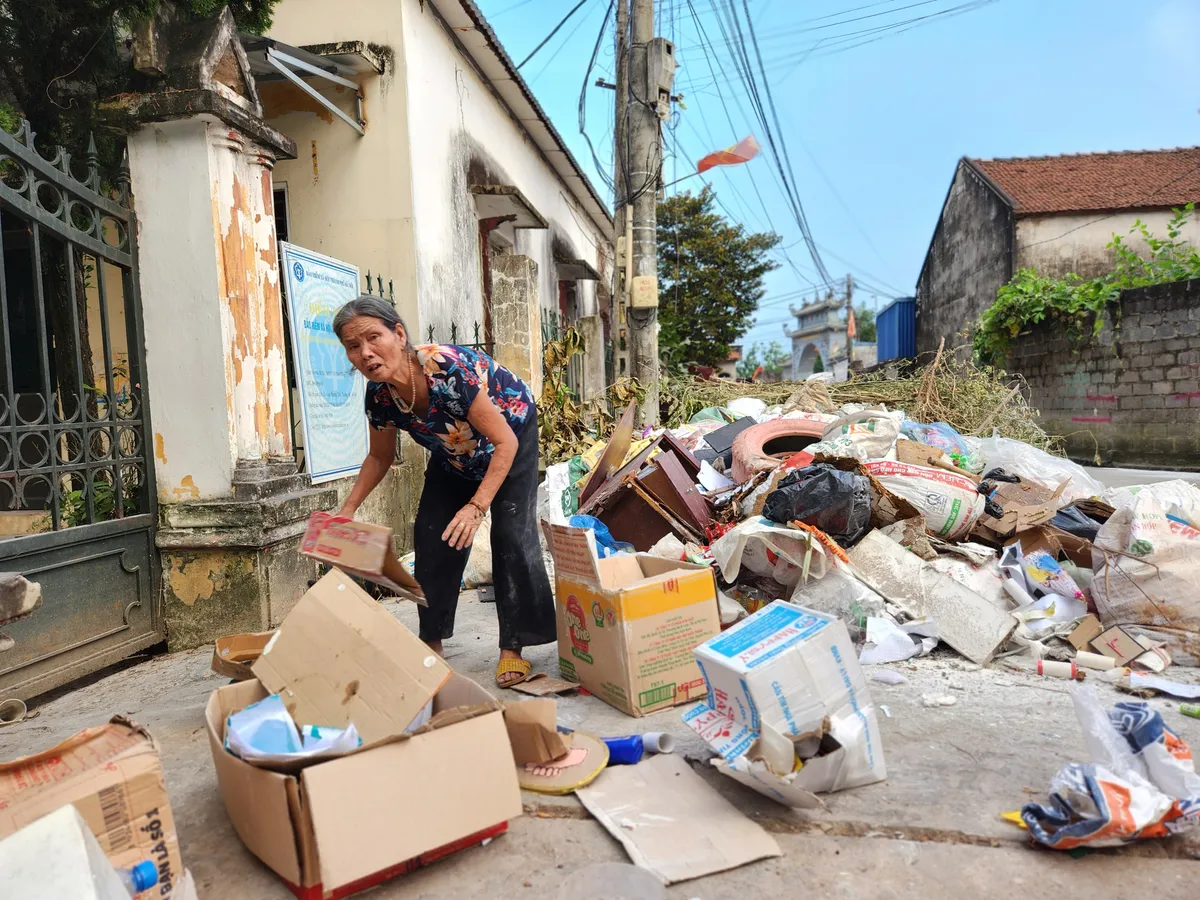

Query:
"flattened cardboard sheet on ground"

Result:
[[576, 753, 781, 884]]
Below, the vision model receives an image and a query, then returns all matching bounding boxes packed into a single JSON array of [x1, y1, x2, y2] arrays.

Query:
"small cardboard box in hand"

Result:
[[301, 511, 424, 604]]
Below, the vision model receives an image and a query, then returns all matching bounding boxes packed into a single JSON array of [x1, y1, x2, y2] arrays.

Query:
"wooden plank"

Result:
[[638, 452, 711, 534]]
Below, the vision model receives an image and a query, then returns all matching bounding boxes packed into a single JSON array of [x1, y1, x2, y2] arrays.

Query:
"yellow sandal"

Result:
[[495, 657, 533, 689]]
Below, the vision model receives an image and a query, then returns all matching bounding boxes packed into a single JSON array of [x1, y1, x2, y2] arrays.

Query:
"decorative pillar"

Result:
[[577, 315, 606, 403], [104, 8, 335, 649], [490, 255, 543, 396]]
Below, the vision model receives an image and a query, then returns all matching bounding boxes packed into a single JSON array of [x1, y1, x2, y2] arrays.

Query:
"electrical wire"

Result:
[[517, 0, 594, 70], [578, 0, 617, 191], [527, 0, 602, 81]]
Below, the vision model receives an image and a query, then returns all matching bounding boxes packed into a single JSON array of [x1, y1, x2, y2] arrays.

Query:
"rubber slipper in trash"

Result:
[[1020, 688, 1200, 849]]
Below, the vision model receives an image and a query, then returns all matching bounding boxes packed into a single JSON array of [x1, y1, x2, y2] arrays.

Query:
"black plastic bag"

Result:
[[762, 464, 872, 547], [1048, 505, 1102, 541]]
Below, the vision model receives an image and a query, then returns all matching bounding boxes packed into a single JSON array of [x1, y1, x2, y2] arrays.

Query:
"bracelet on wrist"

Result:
[[468, 500, 488, 516]]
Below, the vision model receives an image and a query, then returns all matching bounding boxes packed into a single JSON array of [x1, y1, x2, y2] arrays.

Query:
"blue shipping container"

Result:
[[876, 297, 916, 362]]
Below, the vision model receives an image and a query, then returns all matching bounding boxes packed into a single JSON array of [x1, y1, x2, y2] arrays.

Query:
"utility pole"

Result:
[[627, 0, 663, 426], [845, 273, 855, 374], [612, 0, 629, 386]]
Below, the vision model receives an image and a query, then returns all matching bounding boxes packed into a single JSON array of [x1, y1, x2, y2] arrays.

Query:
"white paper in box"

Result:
[[685, 601, 886, 807]]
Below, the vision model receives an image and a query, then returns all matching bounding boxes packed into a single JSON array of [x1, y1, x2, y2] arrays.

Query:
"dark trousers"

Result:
[[413, 415, 556, 650]]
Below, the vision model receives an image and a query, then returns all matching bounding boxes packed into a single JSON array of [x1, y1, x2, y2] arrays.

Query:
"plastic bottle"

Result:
[[117, 861, 158, 897], [602, 732, 677, 765]]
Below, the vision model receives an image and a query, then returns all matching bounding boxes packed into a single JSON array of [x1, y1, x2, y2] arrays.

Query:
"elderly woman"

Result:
[[332, 295, 555, 687]]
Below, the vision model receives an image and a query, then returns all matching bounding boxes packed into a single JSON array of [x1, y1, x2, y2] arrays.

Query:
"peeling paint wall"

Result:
[[266, 0, 610, 341], [266, 0, 421, 332], [131, 116, 292, 501], [208, 128, 292, 462], [401, 1, 609, 339]]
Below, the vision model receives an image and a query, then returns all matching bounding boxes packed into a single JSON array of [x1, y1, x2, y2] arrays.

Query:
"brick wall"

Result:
[[1007, 278, 1200, 470]]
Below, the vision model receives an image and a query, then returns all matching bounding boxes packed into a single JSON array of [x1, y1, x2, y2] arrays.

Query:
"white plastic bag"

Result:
[[727, 397, 768, 420], [462, 515, 493, 588], [1101, 479, 1200, 527], [807, 409, 902, 462], [537, 462, 572, 526], [1092, 480, 1200, 664], [710, 517, 831, 586], [977, 434, 1103, 505], [225, 693, 362, 765]]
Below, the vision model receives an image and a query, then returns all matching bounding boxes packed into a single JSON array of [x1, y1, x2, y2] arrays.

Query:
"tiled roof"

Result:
[[969, 148, 1200, 215]]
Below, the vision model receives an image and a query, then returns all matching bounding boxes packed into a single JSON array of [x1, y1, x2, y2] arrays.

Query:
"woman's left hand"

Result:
[[443, 503, 485, 551]]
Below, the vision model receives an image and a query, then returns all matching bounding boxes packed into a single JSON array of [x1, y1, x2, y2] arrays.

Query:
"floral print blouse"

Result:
[[365, 344, 534, 481]]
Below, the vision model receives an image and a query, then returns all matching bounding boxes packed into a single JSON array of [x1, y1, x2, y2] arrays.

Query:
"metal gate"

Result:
[[0, 120, 161, 701]]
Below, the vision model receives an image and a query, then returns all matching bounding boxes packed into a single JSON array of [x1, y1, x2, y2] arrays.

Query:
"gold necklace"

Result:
[[391, 350, 417, 413], [404, 350, 416, 411]]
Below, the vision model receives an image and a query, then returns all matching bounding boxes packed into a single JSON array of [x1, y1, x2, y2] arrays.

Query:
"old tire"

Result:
[[731, 419, 825, 484]]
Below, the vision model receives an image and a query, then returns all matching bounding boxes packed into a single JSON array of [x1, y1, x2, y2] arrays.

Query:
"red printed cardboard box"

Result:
[[544, 523, 720, 717], [0, 717, 184, 897]]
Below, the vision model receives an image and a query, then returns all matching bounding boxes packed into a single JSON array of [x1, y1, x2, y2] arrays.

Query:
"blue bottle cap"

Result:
[[131, 860, 159, 892]]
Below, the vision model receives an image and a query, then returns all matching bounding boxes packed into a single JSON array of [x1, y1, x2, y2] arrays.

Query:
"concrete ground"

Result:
[[2, 590, 1198, 898], [1083, 465, 1200, 488]]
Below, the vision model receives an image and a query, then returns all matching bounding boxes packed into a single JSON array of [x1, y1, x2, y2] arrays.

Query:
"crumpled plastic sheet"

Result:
[[1021, 688, 1200, 849], [710, 517, 831, 587]]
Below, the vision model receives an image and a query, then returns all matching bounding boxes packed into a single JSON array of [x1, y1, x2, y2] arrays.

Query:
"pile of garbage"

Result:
[[536, 382, 1200, 848]]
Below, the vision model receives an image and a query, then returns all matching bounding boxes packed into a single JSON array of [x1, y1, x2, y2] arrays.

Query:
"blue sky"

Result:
[[476, 0, 1199, 355]]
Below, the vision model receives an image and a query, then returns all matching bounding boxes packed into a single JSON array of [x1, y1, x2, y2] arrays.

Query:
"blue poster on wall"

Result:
[[279, 242, 368, 484]]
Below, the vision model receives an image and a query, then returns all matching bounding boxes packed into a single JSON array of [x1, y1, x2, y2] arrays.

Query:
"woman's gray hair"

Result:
[[332, 295, 410, 341]]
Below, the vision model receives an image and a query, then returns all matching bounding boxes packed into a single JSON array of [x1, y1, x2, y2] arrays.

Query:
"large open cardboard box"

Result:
[[206, 673, 520, 898], [205, 569, 522, 898], [545, 523, 719, 717], [0, 717, 184, 897]]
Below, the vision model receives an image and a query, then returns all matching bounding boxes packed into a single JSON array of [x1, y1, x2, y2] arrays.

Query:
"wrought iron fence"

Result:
[[0, 125, 151, 533], [362, 271, 493, 355]]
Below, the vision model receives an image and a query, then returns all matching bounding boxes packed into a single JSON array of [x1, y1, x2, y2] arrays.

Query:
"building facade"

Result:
[[0, 0, 615, 701], [916, 148, 1200, 355]]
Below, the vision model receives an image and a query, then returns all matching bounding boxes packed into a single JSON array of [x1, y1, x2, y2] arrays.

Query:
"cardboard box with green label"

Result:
[[544, 523, 720, 717]]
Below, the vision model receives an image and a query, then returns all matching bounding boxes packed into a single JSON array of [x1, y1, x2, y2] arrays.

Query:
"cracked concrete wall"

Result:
[[490, 255, 541, 395], [1016, 209, 1200, 280]]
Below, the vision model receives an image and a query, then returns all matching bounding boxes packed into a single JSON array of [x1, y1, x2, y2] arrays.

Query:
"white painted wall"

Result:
[[1016, 208, 1200, 279], [266, 0, 610, 344], [129, 118, 236, 502], [399, 0, 608, 336], [265, 1, 421, 330]]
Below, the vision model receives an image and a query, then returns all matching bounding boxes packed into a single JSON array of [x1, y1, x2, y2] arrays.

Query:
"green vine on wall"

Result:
[[973, 205, 1200, 365]]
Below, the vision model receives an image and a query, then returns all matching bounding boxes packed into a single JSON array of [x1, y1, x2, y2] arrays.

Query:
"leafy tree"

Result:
[[854, 304, 876, 342], [0, 0, 280, 164], [811, 354, 825, 374], [736, 340, 785, 380], [657, 188, 781, 369]]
